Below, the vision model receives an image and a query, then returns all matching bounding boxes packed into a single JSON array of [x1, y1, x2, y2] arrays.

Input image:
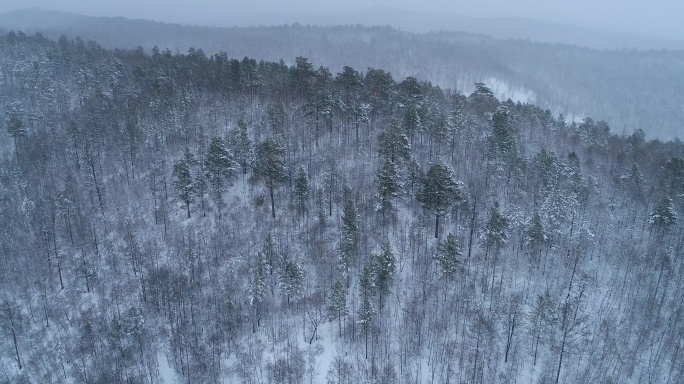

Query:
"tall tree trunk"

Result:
[[468, 197, 477, 258], [10, 317, 22, 370], [435, 214, 440, 239], [270, 184, 276, 219]]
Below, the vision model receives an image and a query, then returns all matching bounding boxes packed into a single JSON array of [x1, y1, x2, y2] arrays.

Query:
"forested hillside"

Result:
[[2, 9, 684, 139], [0, 32, 683, 383]]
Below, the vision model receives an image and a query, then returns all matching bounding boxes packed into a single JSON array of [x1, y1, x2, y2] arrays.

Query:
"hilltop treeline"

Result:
[[0, 32, 683, 383]]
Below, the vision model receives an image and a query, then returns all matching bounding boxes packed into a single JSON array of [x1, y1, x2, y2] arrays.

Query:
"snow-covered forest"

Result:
[[2, 9, 684, 140], [0, 31, 683, 383]]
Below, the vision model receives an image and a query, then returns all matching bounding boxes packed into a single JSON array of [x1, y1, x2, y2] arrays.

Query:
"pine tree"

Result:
[[627, 163, 645, 201], [649, 196, 677, 227], [489, 105, 520, 174], [249, 250, 268, 331], [664, 157, 684, 196], [525, 211, 547, 267], [375, 159, 402, 221], [252, 135, 288, 218], [378, 120, 411, 163], [172, 148, 196, 218], [292, 165, 309, 217], [327, 280, 348, 336], [0, 300, 26, 371], [530, 290, 557, 367], [374, 242, 396, 310], [338, 186, 359, 279], [417, 161, 467, 238], [358, 263, 375, 359], [434, 233, 462, 280], [230, 118, 253, 175], [567, 152, 588, 203], [262, 233, 278, 282], [205, 137, 236, 220], [335, 66, 363, 142], [280, 259, 304, 306], [483, 202, 510, 256], [4, 101, 25, 150]]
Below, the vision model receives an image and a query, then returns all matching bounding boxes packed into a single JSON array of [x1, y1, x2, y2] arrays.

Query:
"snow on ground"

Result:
[[484, 77, 537, 104], [158, 351, 179, 384]]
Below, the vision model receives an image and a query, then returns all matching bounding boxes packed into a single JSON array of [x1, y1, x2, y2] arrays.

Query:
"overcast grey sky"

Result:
[[0, 0, 681, 40]]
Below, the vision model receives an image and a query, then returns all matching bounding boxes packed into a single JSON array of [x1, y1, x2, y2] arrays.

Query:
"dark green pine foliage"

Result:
[[279, 259, 303, 305], [378, 120, 411, 163], [358, 263, 375, 359], [374, 242, 396, 311], [292, 165, 309, 217], [172, 147, 196, 218], [4, 101, 25, 149], [364, 68, 395, 121], [230, 119, 253, 175], [664, 157, 684, 196], [650, 196, 677, 227], [375, 159, 402, 222], [525, 211, 547, 266], [567, 152, 588, 203], [434, 233, 462, 280], [249, 250, 268, 331], [627, 163, 645, 201], [534, 149, 561, 192], [262, 233, 278, 280], [252, 135, 288, 218], [338, 186, 359, 279], [305, 67, 334, 146], [402, 105, 421, 144], [483, 202, 510, 256], [205, 137, 236, 220], [489, 106, 520, 174], [327, 280, 348, 336], [335, 66, 363, 142], [0, 300, 26, 371], [417, 161, 466, 238]]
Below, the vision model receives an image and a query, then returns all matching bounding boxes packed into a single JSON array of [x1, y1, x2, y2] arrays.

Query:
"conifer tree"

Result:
[[374, 242, 396, 310], [525, 211, 547, 267], [489, 106, 520, 174], [358, 263, 375, 359], [434, 233, 462, 280], [230, 118, 253, 175], [338, 186, 359, 279], [417, 161, 466, 238], [375, 159, 402, 222], [0, 300, 25, 371], [280, 259, 303, 306], [205, 137, 236, 220], [650, 196, 677, 227], [483, 202, 510, 256], [262, 234, 279, 292], [252, 135, 288, 218], [664, 157, 684, 196], [250, 251, 268, 331], [292, 165, 309, 217], [172, 147, 196, 218], [378, 120, 411, 163], [327, 280, 348, 336], [627, 163, 645, 201], [4, 101, 25, 151]]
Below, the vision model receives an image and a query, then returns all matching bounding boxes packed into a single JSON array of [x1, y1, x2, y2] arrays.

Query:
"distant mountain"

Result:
[[1, 8, 683, 139], [215, 5, 684, 51], [3, 7, 684, 51]]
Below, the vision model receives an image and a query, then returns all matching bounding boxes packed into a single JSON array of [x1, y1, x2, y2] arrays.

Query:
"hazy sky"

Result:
[[0, 0, 682, 40]]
